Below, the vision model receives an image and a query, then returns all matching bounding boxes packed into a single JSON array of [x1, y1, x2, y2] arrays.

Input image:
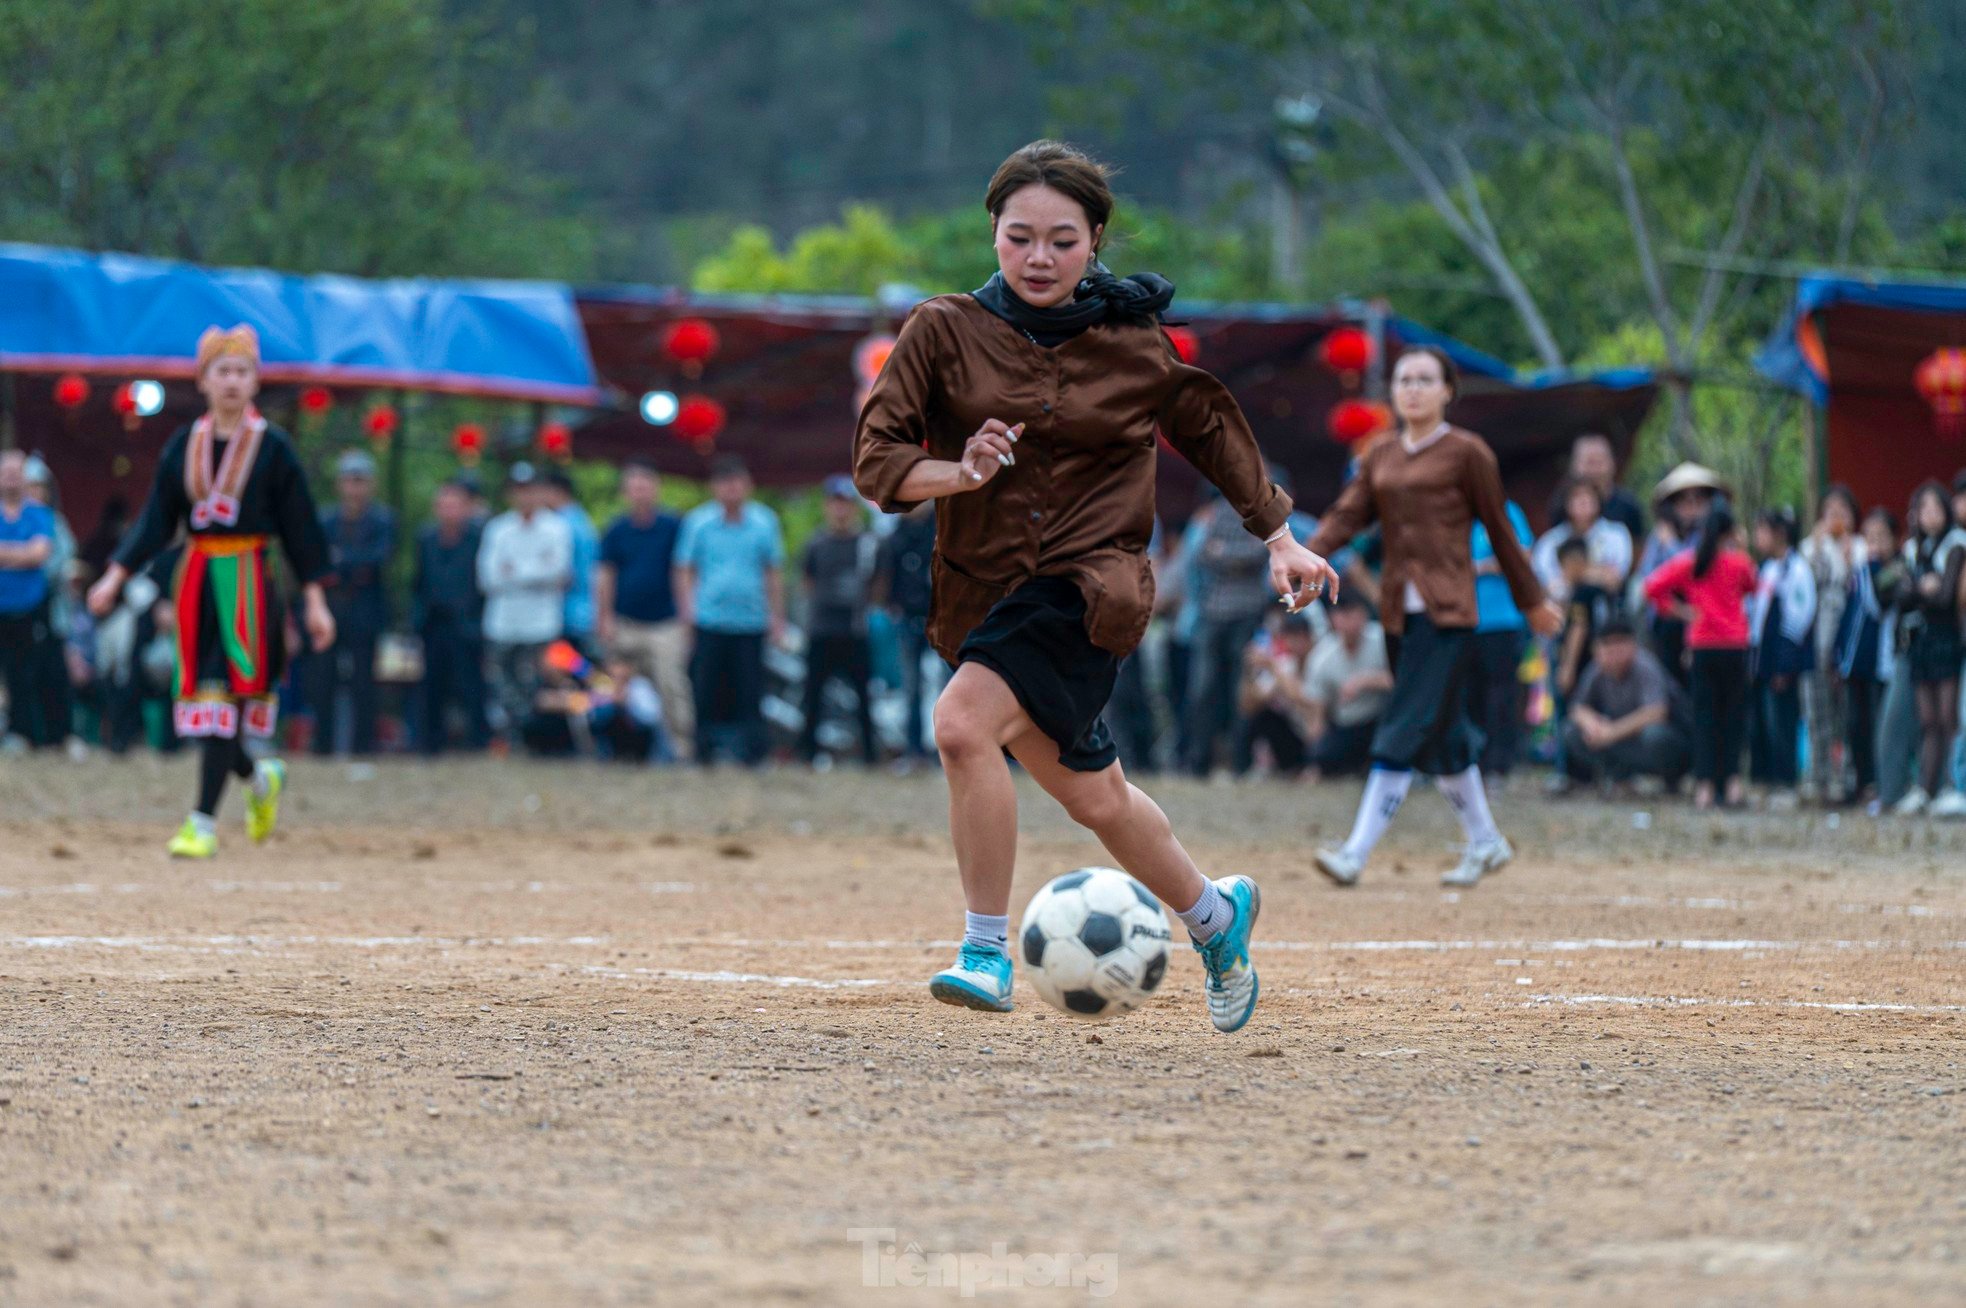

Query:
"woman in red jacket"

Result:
[[1643, 500, 1758, 809]]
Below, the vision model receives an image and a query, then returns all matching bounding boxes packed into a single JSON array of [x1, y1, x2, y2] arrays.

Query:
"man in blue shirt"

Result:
[[676, 456, 785, 766], [0, 450, 57, 746], [311, 450, 395, 755], [1470, 498, 1534, 782], [596, 459, 691, 758]]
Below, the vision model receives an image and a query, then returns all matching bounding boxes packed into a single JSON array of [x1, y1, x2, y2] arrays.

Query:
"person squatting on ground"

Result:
[[853, 140, 1340, 1031], [1307, 346, 1561, 891], [86, 325, 336, 858]]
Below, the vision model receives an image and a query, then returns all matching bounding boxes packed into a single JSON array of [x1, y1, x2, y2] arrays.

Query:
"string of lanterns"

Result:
[[1318, 325, 1388, 446], [1914, 347, 1966, 442]]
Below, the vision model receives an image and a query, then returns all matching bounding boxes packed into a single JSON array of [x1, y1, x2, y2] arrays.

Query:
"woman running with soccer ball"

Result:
[[853, 141, 1338, 1031], [1309, 346, 1561, 889]]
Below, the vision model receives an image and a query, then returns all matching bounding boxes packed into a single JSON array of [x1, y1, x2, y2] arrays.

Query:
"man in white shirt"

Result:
[[477, 463, 572, 749], [1302, 593, 1393, 779]]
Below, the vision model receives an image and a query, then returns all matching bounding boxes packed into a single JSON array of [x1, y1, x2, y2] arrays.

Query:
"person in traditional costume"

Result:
[[1306, 346, 1561, 890], [87, 325, 335, 858], [853, 141, 1338, 1031]]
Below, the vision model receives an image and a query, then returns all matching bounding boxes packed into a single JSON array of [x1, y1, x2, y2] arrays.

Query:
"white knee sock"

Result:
[[963, 912, 1009, 953], [1176, 879, 1232, 943], [1342, 768, 1413, 859], [251, 758, 276, 798], [1435, 766, 1501, 845]]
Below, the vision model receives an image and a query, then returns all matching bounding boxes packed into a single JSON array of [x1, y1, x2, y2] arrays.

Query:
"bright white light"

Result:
[[639, 390, 679, 425], [130, 379, 166, 417]]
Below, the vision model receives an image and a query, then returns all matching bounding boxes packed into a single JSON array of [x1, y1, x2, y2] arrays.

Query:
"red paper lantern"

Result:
[[662, 318, 721, 370], [53, 373, 89, 409], [1327, 399, 1390, 444], [853, 333, 896, 385], [674, 394, 726, 444], [299, 386, 334, 415], [364, 405, 399, 443], [538, 421, 573, 461], [1318, 326, 1373, 376], [1914, 347, 1966, 441], [111, 384, 138, 417], [1164, 326, 1201, 364], [451, 423, 485, 465]]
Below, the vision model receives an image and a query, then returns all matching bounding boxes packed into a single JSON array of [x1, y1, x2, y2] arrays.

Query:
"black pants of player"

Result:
[[196, 734, 257, 816], [1689, 649, 1751, 787], [0, 609, 41, 742], [1469, 628, 1527, 776], [1235, 706, 1307, 776], [1372, 615, 1480, 776], [1563, 721, 1690, 785], [692, 628, 767, 766], [1844, 675, 1882, 795], [309, 628, 380, 756], [1750, 676, 1802, 787], [418, 619, 487, 755], [799, 632, 876, 764], [1184, 614, 1262, 777]]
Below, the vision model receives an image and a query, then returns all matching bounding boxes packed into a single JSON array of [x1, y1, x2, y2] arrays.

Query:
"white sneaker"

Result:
[[1892, 787, 1931, 817], [1314, 847, 1364, 887], [1442, 837, 1513, 888], [1928, 790, 1966, 820]]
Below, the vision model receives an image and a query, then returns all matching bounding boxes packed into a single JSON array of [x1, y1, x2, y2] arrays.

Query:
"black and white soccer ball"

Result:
[[1019, 867, 1172, 1020]]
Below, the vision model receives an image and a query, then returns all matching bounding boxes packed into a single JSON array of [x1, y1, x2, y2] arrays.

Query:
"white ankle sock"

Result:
[[963, 912, 1009, 953], [188, 812, 216, 838], [1342, 768, 1413, 860], [1176, 879, 1232, 943], [1435, 766, 1501, 845], [251, 758, 275, 798]]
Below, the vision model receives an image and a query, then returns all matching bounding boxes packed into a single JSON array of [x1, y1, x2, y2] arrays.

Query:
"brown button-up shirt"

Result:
[[854, 294, 1292, 660], [1307, 425, 1543, 636]]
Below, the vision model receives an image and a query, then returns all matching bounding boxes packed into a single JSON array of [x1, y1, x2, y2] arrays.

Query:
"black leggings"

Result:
[[196, 735, 257, 817], [1689, 649, 1750, 787], [1915, 678, 1960, 797]]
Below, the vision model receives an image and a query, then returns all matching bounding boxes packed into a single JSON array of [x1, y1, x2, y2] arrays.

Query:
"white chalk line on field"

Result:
[[6, 933, 1965, 956], [0, 880, 695, 897], [1520, 993, 1966, 1015]]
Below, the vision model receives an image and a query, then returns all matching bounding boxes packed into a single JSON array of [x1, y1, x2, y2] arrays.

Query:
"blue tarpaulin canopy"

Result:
[[0, 242, 601, 404]]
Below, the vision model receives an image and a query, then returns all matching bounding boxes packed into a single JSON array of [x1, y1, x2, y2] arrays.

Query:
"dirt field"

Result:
[[1, 755, 1962, 1306]]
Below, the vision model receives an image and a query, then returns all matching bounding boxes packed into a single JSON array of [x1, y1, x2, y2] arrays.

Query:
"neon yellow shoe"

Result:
[[245, 759, 286, 843], [167, 819, 217, 860]]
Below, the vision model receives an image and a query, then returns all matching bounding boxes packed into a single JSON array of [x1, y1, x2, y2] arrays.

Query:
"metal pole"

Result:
[[0, 373, 16, 451]]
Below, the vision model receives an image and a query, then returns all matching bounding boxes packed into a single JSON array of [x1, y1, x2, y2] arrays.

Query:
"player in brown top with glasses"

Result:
[[1307, 346, 1561, 890], [854, 140, 1338, 1031]]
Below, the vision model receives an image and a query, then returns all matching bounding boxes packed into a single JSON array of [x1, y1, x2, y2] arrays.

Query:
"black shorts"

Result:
[[1370, 612, 1481, 775], [956, 577, 1119, 773]]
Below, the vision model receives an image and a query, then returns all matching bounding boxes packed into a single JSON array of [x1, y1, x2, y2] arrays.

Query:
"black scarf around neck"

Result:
[[973, 261, 1176, 345]]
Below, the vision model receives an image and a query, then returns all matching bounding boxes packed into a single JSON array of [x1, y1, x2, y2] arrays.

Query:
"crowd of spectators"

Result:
[[5, 434, 1966, 821]]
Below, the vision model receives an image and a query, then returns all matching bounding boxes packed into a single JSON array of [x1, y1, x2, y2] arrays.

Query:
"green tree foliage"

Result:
[[0, 0, 591, 278]]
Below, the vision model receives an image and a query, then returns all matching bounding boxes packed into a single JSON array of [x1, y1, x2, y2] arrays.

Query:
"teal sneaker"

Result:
[[928, 942, 1014, 1013], [1192, 875, 1261, 1033]]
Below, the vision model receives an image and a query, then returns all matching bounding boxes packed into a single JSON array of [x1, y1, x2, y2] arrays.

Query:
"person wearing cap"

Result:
[[412, 478, 487, 754], [310, 449, 395, 756], [16, 454, 83, 755], [675, 456, 785, 767], [1638, 462, 1729, 684], [87, 324, 335, 858], [596, 458, 690, 758], [796, 475, 880, 766], [477, 462, 572, 752]]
